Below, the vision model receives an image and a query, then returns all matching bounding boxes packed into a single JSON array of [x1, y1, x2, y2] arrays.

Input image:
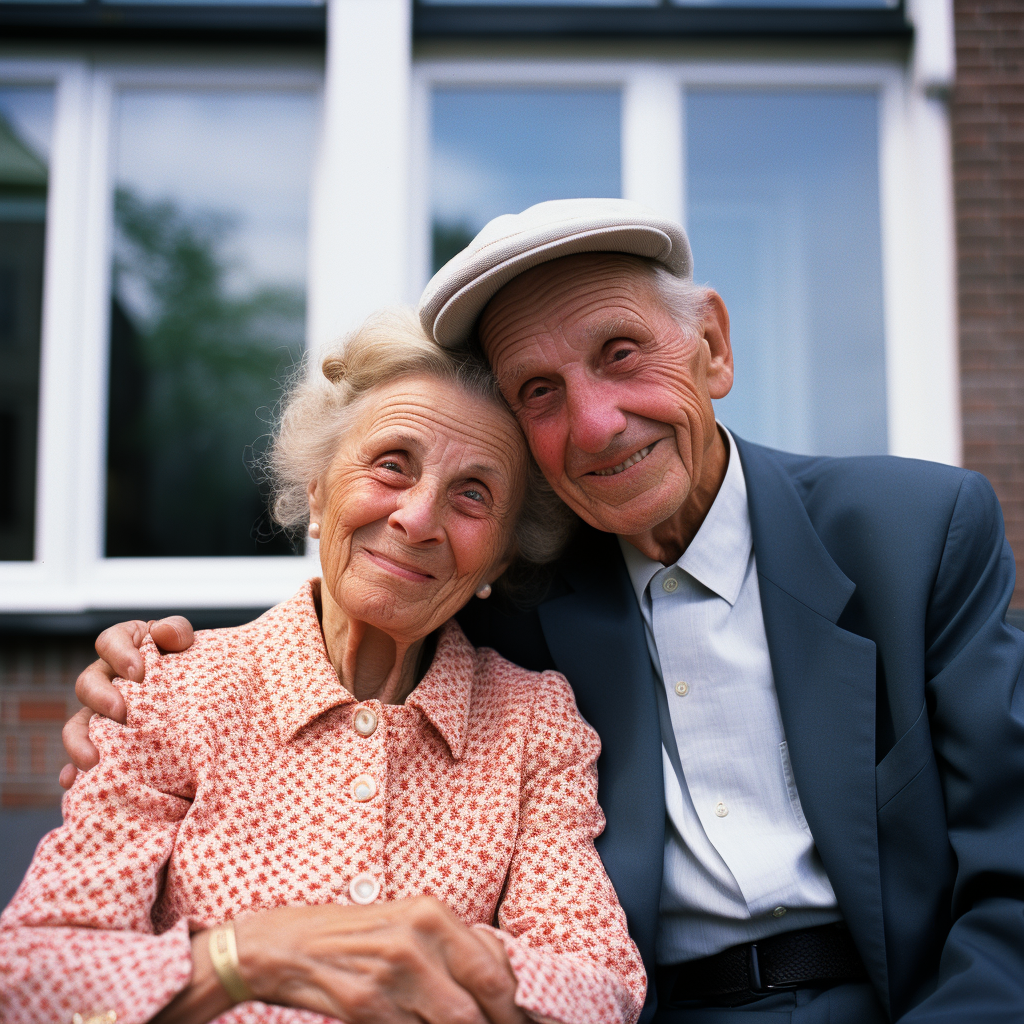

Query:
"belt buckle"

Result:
[[747, 942, 799, 995]]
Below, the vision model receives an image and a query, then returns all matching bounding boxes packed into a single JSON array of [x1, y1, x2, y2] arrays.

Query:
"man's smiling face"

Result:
[[478, 252, 733, 539]]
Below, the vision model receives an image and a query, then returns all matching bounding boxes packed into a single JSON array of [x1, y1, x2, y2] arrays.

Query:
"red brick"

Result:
[[18, 699, 69, 723], [953, 0, 1024, 605], [1, 788, 59, 809]]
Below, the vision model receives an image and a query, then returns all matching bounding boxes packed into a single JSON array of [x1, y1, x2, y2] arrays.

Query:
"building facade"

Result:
[[952, 0, 1024, 608], [2, 0, 1019, 903]]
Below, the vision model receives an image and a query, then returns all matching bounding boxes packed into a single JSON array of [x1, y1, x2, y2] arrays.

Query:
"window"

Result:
[[0, 87, 53, 562], [106, 89, 318, 558], [416, 56, 958, 466], [0, 60, 323, 613], [688, 89, 888, 456], [0, 7, 959, 613], [431, 88, 620, 272]]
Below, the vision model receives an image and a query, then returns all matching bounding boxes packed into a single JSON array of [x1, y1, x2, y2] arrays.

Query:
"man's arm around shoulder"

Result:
[[60, 616, 195, 787]]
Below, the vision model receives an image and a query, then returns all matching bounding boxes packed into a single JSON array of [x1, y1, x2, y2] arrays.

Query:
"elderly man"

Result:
[[61, 200, 1024, 1023]]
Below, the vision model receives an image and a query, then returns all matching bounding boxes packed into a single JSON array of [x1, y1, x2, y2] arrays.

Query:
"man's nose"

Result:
[[565, 377, 628, 454], [388, 482, 445, 545]]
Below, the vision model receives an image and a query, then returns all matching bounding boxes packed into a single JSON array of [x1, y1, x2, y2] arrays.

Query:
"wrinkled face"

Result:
[[478, 253, 732, 537], [309, 375, 527, 642]]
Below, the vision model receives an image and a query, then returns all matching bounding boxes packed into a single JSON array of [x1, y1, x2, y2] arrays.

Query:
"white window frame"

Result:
[[411, 53, 961, 469], [0, 55, 324, 613]]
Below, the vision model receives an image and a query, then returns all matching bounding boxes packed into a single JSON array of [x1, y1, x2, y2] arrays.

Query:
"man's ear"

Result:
[[702, 292, 734, 401]]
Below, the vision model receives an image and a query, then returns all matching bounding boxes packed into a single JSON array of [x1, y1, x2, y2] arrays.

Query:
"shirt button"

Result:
[[351, 774, 377, 802], [714, 801, 729, 817], [773, 906, 788, 918], [662, 577, 679, 592], [674, 680, 689, 697], [349, 873, 380, 905], [353, 707, 377, 737]]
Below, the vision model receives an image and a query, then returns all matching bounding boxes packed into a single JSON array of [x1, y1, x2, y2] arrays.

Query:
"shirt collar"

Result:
[[254, 579, 474, 758], [618, 425, 752, 607]]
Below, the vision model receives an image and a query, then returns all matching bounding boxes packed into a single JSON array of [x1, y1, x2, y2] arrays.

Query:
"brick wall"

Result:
[[952, 0, 1024, 606], [0, 639, 91, 808]]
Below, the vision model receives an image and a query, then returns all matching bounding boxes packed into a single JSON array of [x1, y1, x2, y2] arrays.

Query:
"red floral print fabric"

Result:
[[0, 580, 645, 1024]]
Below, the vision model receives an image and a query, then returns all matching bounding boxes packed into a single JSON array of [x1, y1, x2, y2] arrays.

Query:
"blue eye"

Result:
[[462, 489, 485, 503]]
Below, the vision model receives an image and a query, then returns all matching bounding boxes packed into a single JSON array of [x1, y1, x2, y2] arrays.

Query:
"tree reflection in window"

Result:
[[106, 187, 304, 557]]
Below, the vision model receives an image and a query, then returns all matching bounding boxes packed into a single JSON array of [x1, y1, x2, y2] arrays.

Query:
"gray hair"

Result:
[[641, 259, 715, 338], [269, 308, 575, 592]]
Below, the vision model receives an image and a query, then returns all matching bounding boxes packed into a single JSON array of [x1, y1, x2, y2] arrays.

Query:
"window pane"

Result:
[[687, 90, 887, 457], [0, 87, 52, 561], [431, 88, 620, 273], [106, 89, 318, 557], [671, 0, 894, 6], [102, 0, 323, 6], [419, 0, 892, 6], [420, 1, 657, 5]]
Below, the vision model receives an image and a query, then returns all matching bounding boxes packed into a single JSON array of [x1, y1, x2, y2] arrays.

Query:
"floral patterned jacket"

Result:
[[0, 580, 645, 1024]]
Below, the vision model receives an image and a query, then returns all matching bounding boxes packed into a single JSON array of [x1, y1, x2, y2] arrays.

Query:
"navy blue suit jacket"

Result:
[[456, 436, 1024, 1022]]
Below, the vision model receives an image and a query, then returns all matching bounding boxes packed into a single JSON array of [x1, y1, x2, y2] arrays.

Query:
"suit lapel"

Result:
[[537, 526, 665, 975], [736, 437, 890, 1013]]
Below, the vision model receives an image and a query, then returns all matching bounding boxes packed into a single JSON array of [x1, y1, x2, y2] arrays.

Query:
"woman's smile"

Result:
[[360, 547, 436, 582]]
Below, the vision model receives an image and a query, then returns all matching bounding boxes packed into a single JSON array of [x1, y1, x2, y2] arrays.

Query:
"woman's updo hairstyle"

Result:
[[269, 308, 576, 598]]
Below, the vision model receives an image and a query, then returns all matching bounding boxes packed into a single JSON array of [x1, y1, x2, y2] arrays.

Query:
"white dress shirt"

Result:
[[618, 427, 841, 965]]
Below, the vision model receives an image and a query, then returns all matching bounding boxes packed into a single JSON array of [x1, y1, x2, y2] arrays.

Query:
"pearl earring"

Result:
[[475, 582, 492, 600], [308, 522, 320, 540]]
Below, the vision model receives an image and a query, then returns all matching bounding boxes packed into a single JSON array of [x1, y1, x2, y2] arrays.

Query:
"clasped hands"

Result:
[[64, 621, 528, 1024]]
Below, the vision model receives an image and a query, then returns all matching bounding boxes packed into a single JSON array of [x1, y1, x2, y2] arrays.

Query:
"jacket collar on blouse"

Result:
[[253, 579, 475, 759]]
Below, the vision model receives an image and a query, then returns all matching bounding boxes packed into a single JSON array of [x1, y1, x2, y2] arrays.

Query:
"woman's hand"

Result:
[[238, 898, 528, 1024], [156, 897, 529, 1024]]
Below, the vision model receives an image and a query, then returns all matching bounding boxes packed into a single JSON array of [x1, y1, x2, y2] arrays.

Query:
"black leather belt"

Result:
[[656, 923, 869, 1007]]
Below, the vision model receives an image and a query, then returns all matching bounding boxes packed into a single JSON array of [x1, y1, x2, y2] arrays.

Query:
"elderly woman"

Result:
[[0, 311, 645, 1024]]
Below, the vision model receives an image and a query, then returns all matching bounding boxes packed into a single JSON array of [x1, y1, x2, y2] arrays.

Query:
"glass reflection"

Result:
[[420, 1, 657, 5], [0, 88, 52, 561], [672, 0, 894, 6], [687, 90, 888, 457], [106, 90, 318, 557], [419, 0, 891, 6], [431, 88, 620, 273]]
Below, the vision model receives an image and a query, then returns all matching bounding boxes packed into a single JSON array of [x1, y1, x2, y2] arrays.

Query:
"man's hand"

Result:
[[233, 897, 528, 1024], [59, 616, 195, 789]]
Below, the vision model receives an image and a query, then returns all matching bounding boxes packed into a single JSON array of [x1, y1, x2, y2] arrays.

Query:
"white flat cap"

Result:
[[418, 197, 693, 350]]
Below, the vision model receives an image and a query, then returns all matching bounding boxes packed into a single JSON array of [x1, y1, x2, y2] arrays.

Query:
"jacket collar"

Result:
[[735, 439, 855, 623], [255, 580, 473, 758], [405, 620, 475, 760], [254, 580, 354, 744]]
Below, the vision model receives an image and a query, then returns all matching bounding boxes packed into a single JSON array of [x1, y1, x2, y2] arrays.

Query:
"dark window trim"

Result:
[[0, 0, 909, 43], [414, 3, 912, 40], [0, 2, 326, 44]]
